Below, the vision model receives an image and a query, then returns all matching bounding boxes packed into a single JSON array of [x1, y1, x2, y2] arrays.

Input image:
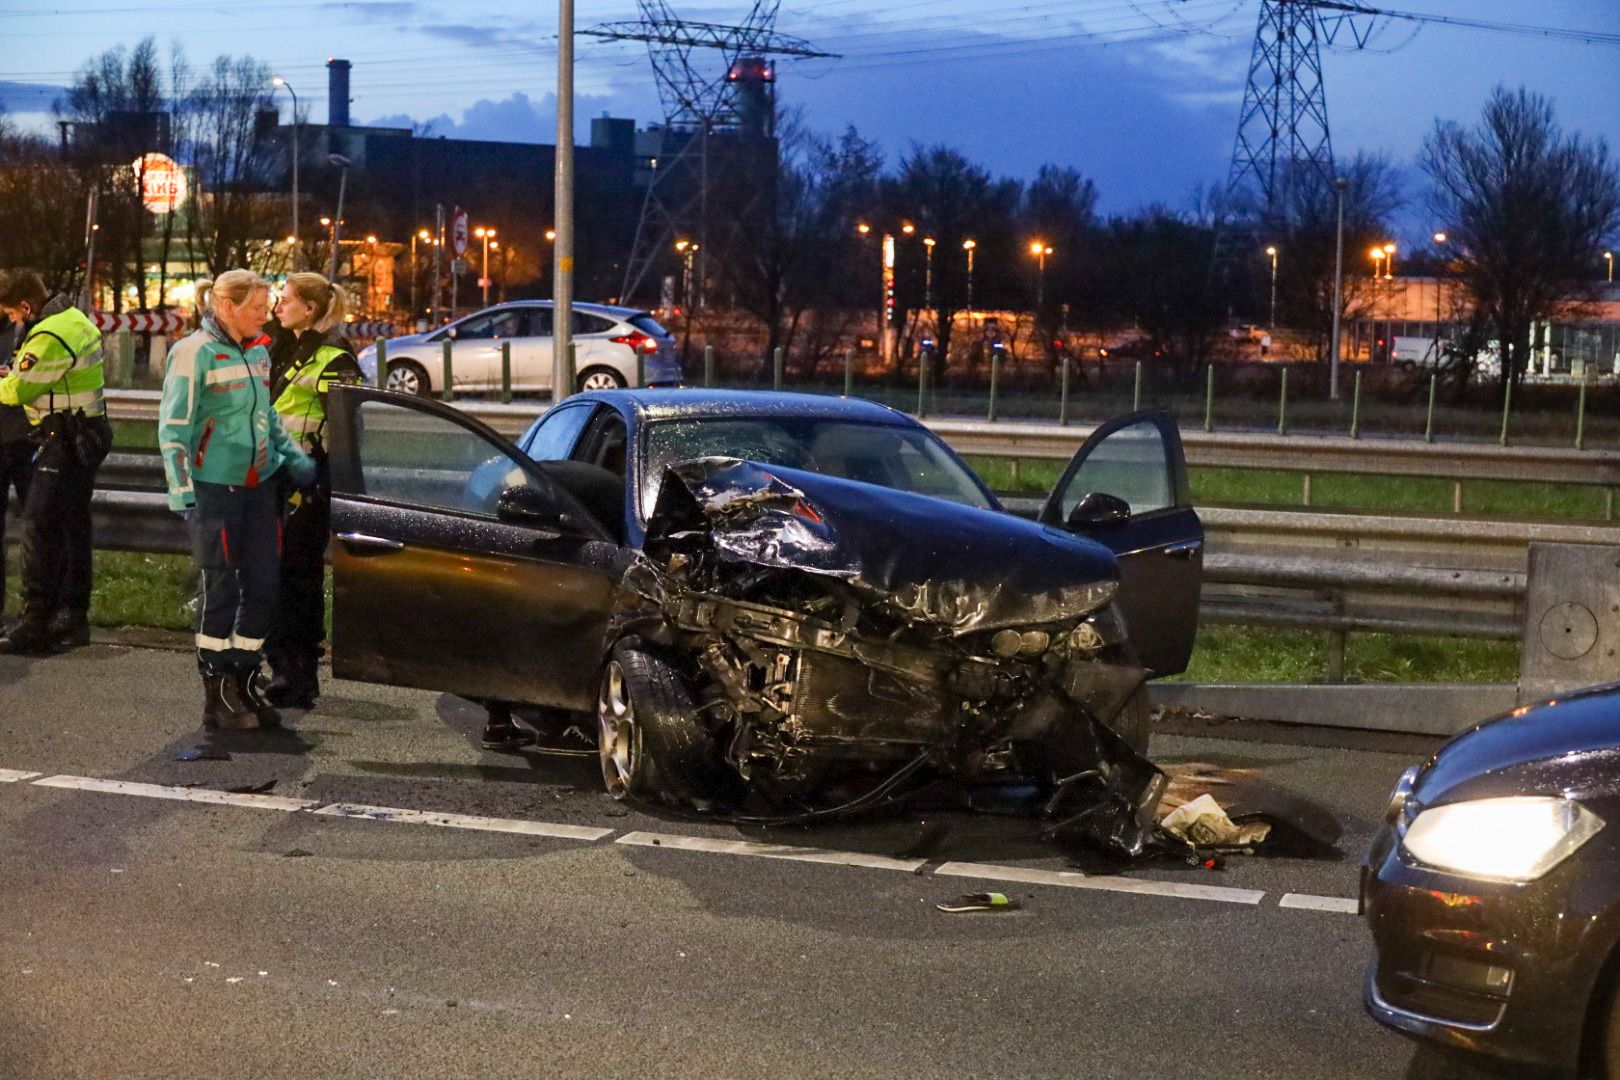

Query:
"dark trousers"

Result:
[[191, 480, 282, 671], [18, 425, 103, 619], [0, 438, 33, 617], [268, 475, 329, 664]]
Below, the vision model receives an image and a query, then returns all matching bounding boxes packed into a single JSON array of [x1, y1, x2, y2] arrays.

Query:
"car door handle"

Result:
[[1164, 540, 1203, 560], [336, 531, 404, 552]]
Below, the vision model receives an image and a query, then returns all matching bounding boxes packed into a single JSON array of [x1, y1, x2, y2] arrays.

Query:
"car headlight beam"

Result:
[[1400, 796, 1604, 883]]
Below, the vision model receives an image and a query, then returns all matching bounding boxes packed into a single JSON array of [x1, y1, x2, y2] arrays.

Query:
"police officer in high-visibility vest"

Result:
[[0, 270, 113, 654], [262, 272, 362, 708], [0, 273, 36, 631]]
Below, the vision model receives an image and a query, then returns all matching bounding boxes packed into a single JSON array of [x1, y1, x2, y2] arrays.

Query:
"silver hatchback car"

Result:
[[358, 301, 681, 396]]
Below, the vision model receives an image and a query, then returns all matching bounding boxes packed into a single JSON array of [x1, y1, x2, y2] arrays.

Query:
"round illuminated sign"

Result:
[[131, 153, 187, 214]]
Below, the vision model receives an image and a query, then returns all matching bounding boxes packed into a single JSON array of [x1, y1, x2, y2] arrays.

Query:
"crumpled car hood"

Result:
[[646, 457, 1120, 636]]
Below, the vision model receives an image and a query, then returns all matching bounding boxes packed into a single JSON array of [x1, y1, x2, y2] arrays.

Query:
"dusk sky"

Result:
[[4, 0, 1618, 232]]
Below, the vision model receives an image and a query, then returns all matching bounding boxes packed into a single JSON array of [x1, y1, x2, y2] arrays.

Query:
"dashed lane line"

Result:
[[313, 801, 614, 841], [616, 830, 927, 873], [7, 769, 1362, 914]]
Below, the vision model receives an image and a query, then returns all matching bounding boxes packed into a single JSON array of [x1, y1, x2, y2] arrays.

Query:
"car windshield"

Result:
[[639, 417, 994, 521]]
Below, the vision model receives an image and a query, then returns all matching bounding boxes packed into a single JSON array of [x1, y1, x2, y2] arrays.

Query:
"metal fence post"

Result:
[[500, 341, 512, 404], [842, 348, 853, 397], [1277, 367, 1288, 436], [1133, 360, 1143, 411], [1349, 371, 1362, 439], [1576, 380, 1588, 451], [441, 338, 454, 403], [704, 344, 715, 388], [1058, 356, 1070, 426], [374, 338, 388, 389], [987, 350, 1001, 422], [1203, 364, 1214, 432], [917, 349, 930, 417], [1499, 379, 1513, 447], [1424, 374, 1436, 443]]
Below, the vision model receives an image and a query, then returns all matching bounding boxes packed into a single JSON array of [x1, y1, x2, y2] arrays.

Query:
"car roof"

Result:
[[483, 300, 649, 319], [568, 388, 916, 425]]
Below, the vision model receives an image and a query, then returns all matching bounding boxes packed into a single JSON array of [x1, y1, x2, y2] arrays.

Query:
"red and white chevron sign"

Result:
[[346, 321, 396, 338], [92, 310, 186, 334]]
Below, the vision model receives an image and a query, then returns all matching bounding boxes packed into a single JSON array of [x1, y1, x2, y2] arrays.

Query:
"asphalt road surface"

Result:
[[0, 644, 1508, 1080]]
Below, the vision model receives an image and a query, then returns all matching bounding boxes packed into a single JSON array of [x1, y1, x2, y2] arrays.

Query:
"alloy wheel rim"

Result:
[[581, 370, 620, 391], [597, 661, 636, 799], [387, 367, 420, 395]]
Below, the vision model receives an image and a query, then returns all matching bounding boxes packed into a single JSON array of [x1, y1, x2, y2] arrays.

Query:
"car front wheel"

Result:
[[597, 640, 724, 803], [386, 359, 431, 397], [578, 365, 628, 392]]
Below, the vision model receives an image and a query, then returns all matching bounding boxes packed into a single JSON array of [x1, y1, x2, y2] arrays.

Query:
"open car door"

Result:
[[324, 385, 622, 712], [1038, 410, 1203, 677]]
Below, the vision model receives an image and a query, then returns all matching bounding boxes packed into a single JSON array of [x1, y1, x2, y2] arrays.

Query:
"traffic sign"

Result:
[[451, 208, 469, 257], [92, 310, 186, 333], [451, 258, 467, 275], [131, 153, 186, 214]]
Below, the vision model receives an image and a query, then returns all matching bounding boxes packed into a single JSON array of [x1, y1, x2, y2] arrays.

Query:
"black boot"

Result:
[[264, 651, 318, 710], [203, 665, 258, 730], [48, 608, 91, 649], [237, 667, 283, 729], [0, 608, 53, 656]]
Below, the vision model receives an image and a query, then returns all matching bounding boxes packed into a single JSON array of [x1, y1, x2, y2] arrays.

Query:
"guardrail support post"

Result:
[[1607, 490, 1615, 522], [1454, 481, 1464, 514], [704, 345, 715, 388], [374, 338, 388, 389], [1059, 356, 1070, 426], [1133, 360, 1143, 411], [1349, 371, 1362, 439], [987, 351, 1001, 422], [773, 346, 784, 391], [842, 348, 853, 397], [1499, 378, 1513, 446], [1424, 374, 1437, 443], [500, 341, 512, 404], [1302, 473, 1312, 506], [441, 339, 454, 403], [1277, 367, 1288, 436], [1576, 380, 1588, 451], [1204, 364, 1214, 432]]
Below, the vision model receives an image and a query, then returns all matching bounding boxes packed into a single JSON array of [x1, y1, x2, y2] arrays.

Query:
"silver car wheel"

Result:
[[597, 660, 638, 799], [580, 368, 624, 392], [386, 364, 422, 395]]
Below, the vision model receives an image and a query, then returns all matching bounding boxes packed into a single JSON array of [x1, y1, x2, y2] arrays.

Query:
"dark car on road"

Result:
[[322, 387, 1204, 854], [1364, 684, 1620, 1076]]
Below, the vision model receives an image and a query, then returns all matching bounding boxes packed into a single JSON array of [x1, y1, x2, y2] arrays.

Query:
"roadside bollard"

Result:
[[917, 349, 931, 417], [1349, 371, 1362, 439], [1203, 364, 1214, 432], [562, 341, 577, 398], [374, 338, 388, 389], [1277, 367, 1288, 436], [1058, 356, 1070, 426], [842, 348, 853, 397], [987, 348, 1002, 422], [1424, 374, 1436, 443], [1576, 380, 1588, 451], [1499, 378, 1513, 447], [500, 341, 512, 404], [704, 344, 715, 388], [773, 346, 784, 390], [441, 339, 454, 403], [1133, 360, 1143, 411]]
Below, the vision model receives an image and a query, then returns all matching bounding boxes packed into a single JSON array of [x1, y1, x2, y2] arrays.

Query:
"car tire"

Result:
[[577, 365, 627, 392], [598, 639, 723, 803], [1111, 688, 1153, 755], [386, 359, 431, 397]]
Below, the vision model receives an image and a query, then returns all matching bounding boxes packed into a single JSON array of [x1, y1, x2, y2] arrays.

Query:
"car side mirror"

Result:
[[1067, 491, 1132, 528], [496, 484, 566, 530]]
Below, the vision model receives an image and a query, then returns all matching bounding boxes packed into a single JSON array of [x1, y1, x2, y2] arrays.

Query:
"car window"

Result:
[[629, 314, 667, 337], [527, 308, 554, 337], [521, 403, 595, 461], [571, 312, 616, 335], [577, 411, 629, 476], [455, 310, 525, 340], [1060, 418, 1173, 519], [639, 417, 993, 521], [349, 398, 537, 517]]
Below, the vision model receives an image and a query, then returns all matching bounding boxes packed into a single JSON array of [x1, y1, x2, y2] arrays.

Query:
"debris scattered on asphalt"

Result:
[[936, 891, 1022, 913], [175, 748, 230, 762], [228, 779, 277, 794], [1159, 793, 1271, 848], [283, 849, 313, 858]]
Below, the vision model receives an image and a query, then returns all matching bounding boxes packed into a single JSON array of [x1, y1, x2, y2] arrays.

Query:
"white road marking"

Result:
[[0, 769, 41, 783], [31, 775, 317, 812], [1279, 893, 1359, 914], [312, 802, 613, 841], [617, 830, 927, 873], [935, 861, 1267, 906]]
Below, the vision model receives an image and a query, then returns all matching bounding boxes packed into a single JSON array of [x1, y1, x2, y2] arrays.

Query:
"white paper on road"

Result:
[[1159, 793, 1271, 848]]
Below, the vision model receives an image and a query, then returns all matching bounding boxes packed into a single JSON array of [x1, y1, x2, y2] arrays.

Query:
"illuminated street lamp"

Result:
[[1383, 241, 1397, 279], [1606, 250, 1614, 283], [922, 236, 936, 312], [410, 228, 432, 319], [962, 239, 977, 311], [1369, 245, 1386, 280], [1432, 232, 1448, 362], [474, 226, 497, 307], [1265, 245, 1279, 329], [675, 239, 700, 310], [1029, 240, 1052, 312], [365, 234, 379, 314]]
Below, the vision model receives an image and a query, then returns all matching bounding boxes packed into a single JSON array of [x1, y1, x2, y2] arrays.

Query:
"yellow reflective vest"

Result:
[[0, 302, 106, 426], [272, 341, 360, 453]]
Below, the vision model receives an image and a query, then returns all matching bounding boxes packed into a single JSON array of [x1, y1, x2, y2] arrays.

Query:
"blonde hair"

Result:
[[200, 268, 269, 312], [282, 272, 350, 333]]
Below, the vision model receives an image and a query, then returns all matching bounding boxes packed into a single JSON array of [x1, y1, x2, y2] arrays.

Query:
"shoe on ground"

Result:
[[237, 668, 283, 729], [481, 724, 537, 751], [48, 609, 91, 649], [264, 653, 318, 710], [0, 616, 53, 656], [202, 668, 259, 731]]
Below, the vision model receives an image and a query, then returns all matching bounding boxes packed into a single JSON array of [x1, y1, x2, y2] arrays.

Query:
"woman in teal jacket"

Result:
[[160, 269, 315, 731]]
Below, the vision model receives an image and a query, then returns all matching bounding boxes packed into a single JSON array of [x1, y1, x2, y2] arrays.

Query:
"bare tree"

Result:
[[1423, 87, 1620, 391], [1020, 164, 1099, 367], [176, 54, 283, 276], [0, 113, 88, 297]]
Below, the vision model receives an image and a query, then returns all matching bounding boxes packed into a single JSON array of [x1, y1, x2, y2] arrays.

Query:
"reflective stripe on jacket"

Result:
[[273, 342, 358, 452], [0, 303, 106, 425], [159, 315, 314, 512]]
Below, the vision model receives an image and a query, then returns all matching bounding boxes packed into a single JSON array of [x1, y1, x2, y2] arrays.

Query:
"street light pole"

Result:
[[273, 77, 299, 263], [475, 226, 496, 307], [1329, 176, 1347, 400], [1432, 231, 1448, 365], [326, 153, 351, 280], [922, 237, 935, 313], [1606, 251, 1614, 283], [1029, 240, 1051, 314], [1265, 245, 1279, 330], [553, 0, 576, 398], [1383, 241, 1397, 279], [962, 239, 976, 312]]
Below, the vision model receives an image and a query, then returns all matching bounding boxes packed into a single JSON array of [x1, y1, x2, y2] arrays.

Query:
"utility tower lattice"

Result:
[[584, 2, 836, 303]]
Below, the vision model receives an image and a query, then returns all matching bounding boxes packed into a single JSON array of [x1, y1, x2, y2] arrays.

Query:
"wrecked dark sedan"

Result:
[[322, 387, 1204, 855], [1363, 684, 1620, 1076]]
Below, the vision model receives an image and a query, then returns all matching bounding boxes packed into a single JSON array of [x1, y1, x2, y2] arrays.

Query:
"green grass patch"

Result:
[[111, 419, 157, 450], [1178, 626, 1519, 684]]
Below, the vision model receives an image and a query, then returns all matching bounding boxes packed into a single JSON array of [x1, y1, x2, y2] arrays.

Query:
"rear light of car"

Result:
[[612, 332, 661, 354]]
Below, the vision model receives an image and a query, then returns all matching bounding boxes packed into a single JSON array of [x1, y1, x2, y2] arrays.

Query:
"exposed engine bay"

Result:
[[610, 457, 1172, 858]]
